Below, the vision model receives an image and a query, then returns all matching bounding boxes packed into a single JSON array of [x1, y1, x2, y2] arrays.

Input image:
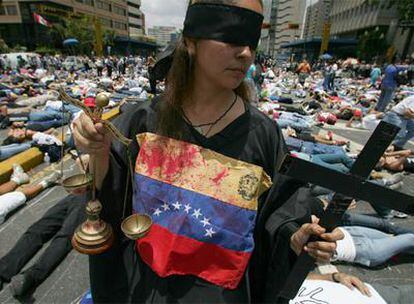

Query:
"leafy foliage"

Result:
[[49, 15, 115, 55]]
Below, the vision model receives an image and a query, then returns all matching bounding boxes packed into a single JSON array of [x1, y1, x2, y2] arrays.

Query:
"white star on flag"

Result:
[[205, 227, 216, 238], [184, 204, 192, 214], [153, 208, 162, 216], [192, 208, 202, 219], [161, 203, 170, 211], [200, 217, 211, 227], [172, 201, 182, 210]]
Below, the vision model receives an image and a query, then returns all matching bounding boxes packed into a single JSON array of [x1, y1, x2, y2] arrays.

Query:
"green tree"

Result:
[[49, 16, 95, 54], [357, 27, 389, 60]]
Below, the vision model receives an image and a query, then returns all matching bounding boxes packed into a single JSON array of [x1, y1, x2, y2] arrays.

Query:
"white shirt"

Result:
[[32, 133, 63, 146], [335, 227, 357, 263], [392, 95, 414, 116]]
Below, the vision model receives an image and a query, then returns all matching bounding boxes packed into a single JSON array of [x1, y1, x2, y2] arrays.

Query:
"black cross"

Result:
[[277, 121, 414, 300]]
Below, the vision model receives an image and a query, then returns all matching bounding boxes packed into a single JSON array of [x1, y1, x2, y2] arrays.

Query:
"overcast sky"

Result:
[[141, 0, 188, 30], [140, 0, 316, 30]]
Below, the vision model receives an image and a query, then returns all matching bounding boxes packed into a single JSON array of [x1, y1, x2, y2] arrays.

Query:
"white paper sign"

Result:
[[289, 280, 387, 304]]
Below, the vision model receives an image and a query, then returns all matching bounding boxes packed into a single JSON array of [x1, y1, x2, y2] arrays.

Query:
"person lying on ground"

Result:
[[312, 198, 414, 268], [0, 194, 85, 297], [0, 166, 60, 224], [285, 127, 349, 146], [2, 128, 56, 145], [377, 149, 414, 173]]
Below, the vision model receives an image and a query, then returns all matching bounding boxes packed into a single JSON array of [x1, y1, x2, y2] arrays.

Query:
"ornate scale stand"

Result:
[[58, 87, 152, 255]]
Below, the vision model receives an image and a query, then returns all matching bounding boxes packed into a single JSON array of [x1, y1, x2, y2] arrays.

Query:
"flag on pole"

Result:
[[33, 13, 52, 27], [133, 133, 272, 289]]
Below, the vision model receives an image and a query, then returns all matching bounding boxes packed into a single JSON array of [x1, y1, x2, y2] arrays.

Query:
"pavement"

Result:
[[0, 122, 413, 303]]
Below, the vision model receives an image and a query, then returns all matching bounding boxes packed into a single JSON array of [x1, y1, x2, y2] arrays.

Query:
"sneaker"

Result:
[[390, 210, 408, 219], [384, 173, 404, 186], [10, 164, 29, 186], [388, 181, 403, 190], [39, 171, 61, 189], [9, 274, 35, 297], [12, 164, 24, 175]]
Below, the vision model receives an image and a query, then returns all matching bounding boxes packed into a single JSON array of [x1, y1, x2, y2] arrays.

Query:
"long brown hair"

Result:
[[156, 0, 263, 139]]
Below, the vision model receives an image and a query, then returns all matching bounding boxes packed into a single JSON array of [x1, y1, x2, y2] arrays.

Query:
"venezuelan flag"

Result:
[[133, 133, 272, 289]]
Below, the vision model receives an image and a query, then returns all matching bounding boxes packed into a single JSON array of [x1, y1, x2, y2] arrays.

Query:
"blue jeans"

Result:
[[383, 111, 414, 148], [277, 119, 312, 132], [344, 226, 414, 267], [311, 154, 354, 173], [376, 86, 395, 112], [45, 105, 80, 116], [343, 212, 414, 235], [27, 119, 68, 131], [286, 137, 346, 155], [323, 73, 334, 91], [0, 142, 32, 160], [29, 110, 69, 122]]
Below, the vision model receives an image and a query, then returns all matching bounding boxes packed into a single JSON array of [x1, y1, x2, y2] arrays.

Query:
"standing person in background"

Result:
[[323, 62, 332, 91], [105, 57, 113, 78], [329, 61, 338, 90], [296, 59, 311, 86], [95, 58, 104, 77], [383, 95, 414, 150], [147, 54, 157, 94], [407, 58, 414, 86], [370, 63, 382, 88], [375, 57, 405, 112], [246, 62, 258, 100]]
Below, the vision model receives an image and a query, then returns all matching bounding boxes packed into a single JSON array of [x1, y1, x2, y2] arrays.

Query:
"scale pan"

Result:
[[121, 214, 152, 240], [62, 174, 93, 195]]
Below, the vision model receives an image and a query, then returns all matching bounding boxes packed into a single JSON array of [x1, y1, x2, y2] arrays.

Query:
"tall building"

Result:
[[265, 0, 307, 56], [259, 0, 272, 54], [148, 26, 177, 47], [127, 0, 145, 38], [303, 0, 332, 39], [329, 0, 397, 37], [328, 0, 414, 57], [0, 0, 130, 50]]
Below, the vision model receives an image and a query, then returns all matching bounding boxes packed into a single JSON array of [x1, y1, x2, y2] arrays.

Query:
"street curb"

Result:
[[0, 107, 120, 184]]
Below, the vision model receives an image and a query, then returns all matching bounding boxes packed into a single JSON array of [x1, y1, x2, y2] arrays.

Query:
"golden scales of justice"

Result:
[[58, 87, 152, 255]]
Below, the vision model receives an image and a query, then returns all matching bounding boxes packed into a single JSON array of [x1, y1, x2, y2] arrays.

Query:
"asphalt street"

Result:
[[0, 124, 413, 303]]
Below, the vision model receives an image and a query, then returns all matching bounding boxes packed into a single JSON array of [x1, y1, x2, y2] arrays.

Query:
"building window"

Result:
[[75, 0, 93, 5], [113, 5, 126, 16], [129, 23, 141, 29], [128, 12, 141, 19], [127, 1, 140, 10], [0, 5, 18, 15], [99, 17, 111, 27], [113, 21, 127, 30], [96, 0, 111, 11]]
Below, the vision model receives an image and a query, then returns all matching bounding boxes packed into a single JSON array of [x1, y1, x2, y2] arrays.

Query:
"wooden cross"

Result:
[[278, 121, 414, 300]]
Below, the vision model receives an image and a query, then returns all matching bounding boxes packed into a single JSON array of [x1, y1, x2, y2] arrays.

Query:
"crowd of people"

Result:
[[0, 48, 412, 301], [0, 2, 413, 301]]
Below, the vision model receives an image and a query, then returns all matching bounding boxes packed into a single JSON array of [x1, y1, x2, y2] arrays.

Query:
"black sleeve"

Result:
[[254, 119, 318, 302], [97, 102, 153, 235]]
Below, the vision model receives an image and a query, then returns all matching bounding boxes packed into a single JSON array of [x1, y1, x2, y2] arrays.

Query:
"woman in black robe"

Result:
[[73, 1, 342, 303]]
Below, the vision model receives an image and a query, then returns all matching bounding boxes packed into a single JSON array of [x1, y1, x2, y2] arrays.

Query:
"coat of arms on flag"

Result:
[[33, 13, 52, 27], [133, 133, 272, 289]]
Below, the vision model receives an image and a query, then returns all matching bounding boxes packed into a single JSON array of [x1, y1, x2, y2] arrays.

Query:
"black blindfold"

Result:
[[150, 3, 263, 82], [183, 3, 264, 49]]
